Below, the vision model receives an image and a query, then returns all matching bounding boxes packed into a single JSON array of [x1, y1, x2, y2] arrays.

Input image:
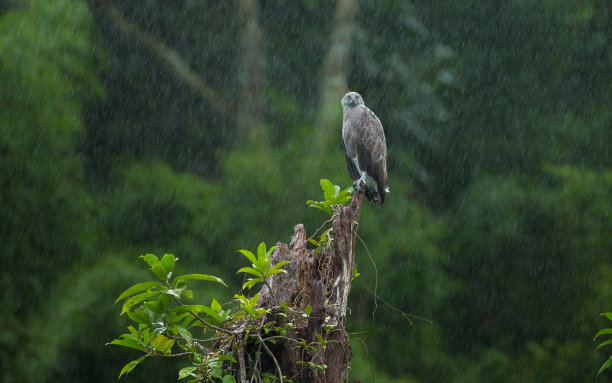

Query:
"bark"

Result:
[[257, 192, 364, 383]]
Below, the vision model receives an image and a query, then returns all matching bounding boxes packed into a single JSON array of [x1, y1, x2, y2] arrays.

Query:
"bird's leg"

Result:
[[352, 175, 367, 191]]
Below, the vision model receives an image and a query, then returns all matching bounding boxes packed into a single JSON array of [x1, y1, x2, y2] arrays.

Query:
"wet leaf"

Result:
[[115, 281, 162, 304], [118, 355, 148, 379]]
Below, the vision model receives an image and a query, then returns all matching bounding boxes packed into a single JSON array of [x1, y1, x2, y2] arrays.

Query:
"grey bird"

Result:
[[341, 91, 389, 206]]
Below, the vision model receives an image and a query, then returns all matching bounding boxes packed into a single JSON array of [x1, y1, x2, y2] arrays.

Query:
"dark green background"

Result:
[[1, 0, 611, 382]]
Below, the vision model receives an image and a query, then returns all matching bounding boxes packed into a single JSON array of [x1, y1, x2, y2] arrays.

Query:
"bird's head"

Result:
[[341, 91, 364, 110]]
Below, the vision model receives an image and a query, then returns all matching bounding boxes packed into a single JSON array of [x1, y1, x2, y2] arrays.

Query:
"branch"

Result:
[[257, 334, 283, 383], [171, 296, 245, 335], [96, 0, 234, 116], [237, 339, 247, 383]]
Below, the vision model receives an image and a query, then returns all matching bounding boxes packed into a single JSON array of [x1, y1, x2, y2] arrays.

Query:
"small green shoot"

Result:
[[306, 179, 352, 215], [308, 228, 331, 254], [237, 242, 289, 290]]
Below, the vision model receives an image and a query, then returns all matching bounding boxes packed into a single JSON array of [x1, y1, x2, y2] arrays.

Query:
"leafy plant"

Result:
[[306, 179, 352, 215], [308, 229, 331, 254], [237, 242, 288, 291], [109, 245, 327, 382], [595, 312, 612, 379], [108, 253, 227, 379]]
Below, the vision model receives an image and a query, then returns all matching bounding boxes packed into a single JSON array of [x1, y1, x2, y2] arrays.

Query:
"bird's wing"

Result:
[[342, 137, 360, 181], [355, 108, 388, 198]]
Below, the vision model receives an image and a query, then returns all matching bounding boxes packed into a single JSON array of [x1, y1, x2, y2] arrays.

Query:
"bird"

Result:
[[341, 91, 389, 206]]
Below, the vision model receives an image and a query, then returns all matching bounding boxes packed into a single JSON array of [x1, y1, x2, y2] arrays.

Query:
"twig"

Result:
[[263, 280, 278, 306], [166, 334, 229, 343], [351, 337, 375, 383], [171, 296, 246, 335], [307, 216, 334, 243], [355, 279, 432, 324], [260, 335, 302, 344], [149, 351, 193, 358], [356, 233, 379, 316], [257, 334, 283, 383]]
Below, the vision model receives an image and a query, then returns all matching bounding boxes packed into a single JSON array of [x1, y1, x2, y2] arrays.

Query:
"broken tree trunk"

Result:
[[256, 192, 364, 383]]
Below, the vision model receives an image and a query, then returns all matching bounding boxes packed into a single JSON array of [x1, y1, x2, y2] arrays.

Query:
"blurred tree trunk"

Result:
[[96, 0, 233, 115], [236, 0, 267, 145], [255, 193, 364, 383], [313, 0, 359, 150]]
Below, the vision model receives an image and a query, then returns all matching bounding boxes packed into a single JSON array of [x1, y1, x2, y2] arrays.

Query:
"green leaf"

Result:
[[238, 249, 258, 266], [281, 301, 289, 311], [161, 254, 176, 274], [266, 269, 287, 277], [271, 260, 290, 269], [144, 294, 169, 314], [127, 325, 139, 338], [151, 263, 169, 281], [127, 308, 152, 324], [121, 290, 161, 315], [304, 305, 312, 315], [594, 328, 612, 340], [171, 304, 209, 314], [171, 324, 193, 344], [141, 254, 159, 267], [237, 267, 262, 277], [164, 287, 186, 299], [267, 261, 290, 276], [257, 242, 267, 259], [321, 179, 335, 200], [200, 305, 223, 322], [602, 312, 612, 322], [598, 355, 612, 377], [151, 334, 174, 355], [118, 355, 148, 379], [178, 366, 197, 380], [218, 354, 238, 363], [211, 365, 223, 379], [211, 298, 222, 312], [169, 311, 192, 324], [242, 278, 262, 290], [307, 201, 333, 215], [265, 245, 279, 258], [107, 334, 145, 351], [222, 375, 237, 383], [115, 281, 162, 304], [175, 274, 227, 286], [597, 338, 612, 350]]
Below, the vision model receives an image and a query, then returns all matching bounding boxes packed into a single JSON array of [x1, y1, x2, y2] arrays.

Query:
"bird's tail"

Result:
[[365, 187, 385, 207]]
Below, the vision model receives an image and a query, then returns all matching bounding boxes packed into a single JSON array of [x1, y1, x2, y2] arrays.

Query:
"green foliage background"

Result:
[[1, 0, 611, 382]]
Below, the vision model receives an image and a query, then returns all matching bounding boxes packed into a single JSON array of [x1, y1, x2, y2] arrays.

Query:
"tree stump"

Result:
[[256, 192, 364, 383]]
